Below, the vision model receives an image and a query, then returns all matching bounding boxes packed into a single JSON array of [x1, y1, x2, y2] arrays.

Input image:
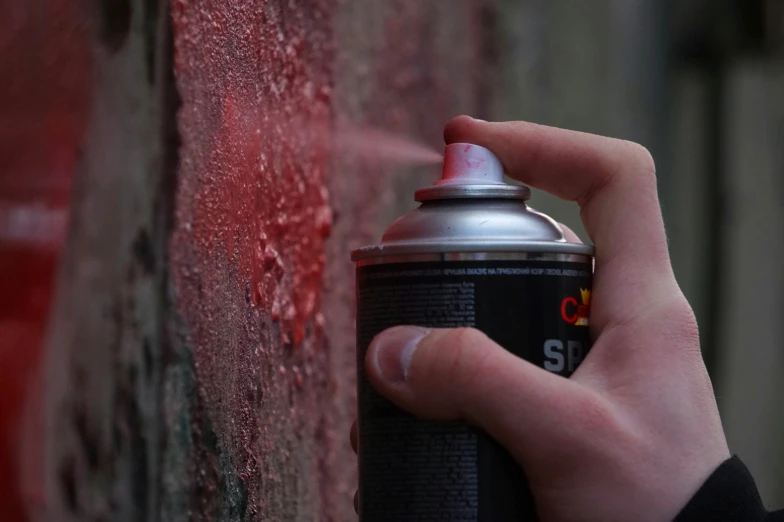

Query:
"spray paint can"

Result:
[[351, 143, 595, 521]]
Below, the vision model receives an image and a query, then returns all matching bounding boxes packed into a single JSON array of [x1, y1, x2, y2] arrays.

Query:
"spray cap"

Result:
[[436, 143, 505, 185], [414, 142, 528, 202]]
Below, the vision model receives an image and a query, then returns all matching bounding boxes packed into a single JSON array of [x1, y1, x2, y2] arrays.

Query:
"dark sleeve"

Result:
[[675, 457, 784, 522]]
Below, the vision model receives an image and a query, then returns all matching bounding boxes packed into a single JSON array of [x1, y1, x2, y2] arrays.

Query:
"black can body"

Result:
[[356, 256, 593, 521]]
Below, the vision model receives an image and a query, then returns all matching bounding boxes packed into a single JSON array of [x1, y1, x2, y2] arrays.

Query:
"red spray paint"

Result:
[[171, 0, 341, 517], [332, 121, 443, 165]]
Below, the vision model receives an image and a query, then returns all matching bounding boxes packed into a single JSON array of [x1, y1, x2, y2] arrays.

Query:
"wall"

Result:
[[165, 2, 487, 519], [11, 1, 489, 521]]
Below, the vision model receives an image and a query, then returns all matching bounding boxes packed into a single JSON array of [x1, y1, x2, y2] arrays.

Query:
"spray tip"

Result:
[[436, 143, 504, 185]]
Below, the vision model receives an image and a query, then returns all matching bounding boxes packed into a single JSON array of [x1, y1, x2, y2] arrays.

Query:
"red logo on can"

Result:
[[561, 288, 591, 326]]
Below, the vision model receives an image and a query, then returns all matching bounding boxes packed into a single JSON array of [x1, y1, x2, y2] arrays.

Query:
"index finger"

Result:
[[444, 116, 677, 328]]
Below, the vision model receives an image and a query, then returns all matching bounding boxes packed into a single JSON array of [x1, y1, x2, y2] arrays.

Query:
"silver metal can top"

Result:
[[350, 143, 595, 261]]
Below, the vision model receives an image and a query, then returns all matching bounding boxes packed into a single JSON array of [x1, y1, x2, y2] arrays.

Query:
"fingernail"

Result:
[[468, 115, 487, 122], [371, 326, 430, 383]]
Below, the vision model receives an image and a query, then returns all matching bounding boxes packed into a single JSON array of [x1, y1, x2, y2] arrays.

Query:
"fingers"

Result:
[[365, 325, 583, 458], [445, 116, 678, 329], [559, 222, 583, 244]]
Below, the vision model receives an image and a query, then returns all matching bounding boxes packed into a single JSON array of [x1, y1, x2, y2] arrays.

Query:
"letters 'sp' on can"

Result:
[[351, 143, 595, 521]]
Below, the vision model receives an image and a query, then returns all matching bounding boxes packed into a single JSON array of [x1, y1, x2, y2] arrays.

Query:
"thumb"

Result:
[[366, 325, 587, 458]]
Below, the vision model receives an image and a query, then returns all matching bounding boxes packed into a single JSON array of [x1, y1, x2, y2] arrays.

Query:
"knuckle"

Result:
[[447, 327, 489, 350], [559, 390, 614, 434], [411, 328, 498, 422], [427, 328, 493, 388], [659, 296, 701, 353], [620, 140, 657, 179], [622, 291, 702, 362], [536, 392, 627, 466], [581, 139, 657, 206]]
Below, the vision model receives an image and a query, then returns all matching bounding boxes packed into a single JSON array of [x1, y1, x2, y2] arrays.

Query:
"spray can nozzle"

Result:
[[436, 143, 505, 185]]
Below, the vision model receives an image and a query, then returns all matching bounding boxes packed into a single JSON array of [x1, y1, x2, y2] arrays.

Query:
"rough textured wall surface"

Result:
[[168, 1, 488, 520], [169, 1, 337, 519]]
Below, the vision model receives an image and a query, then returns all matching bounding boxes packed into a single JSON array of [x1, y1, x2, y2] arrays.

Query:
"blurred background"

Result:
[[1, 0, 782, 520], [494, 0, 784, 507]]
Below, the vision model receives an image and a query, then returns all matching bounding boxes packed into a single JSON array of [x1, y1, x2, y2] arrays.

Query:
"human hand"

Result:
[[351, 116, 729, 522]]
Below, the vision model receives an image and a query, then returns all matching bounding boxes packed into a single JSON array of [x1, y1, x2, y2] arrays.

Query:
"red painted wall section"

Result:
[[170, 0, 342, 518], [170, 0, 488, 519], [0, 1, 90, 520]]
